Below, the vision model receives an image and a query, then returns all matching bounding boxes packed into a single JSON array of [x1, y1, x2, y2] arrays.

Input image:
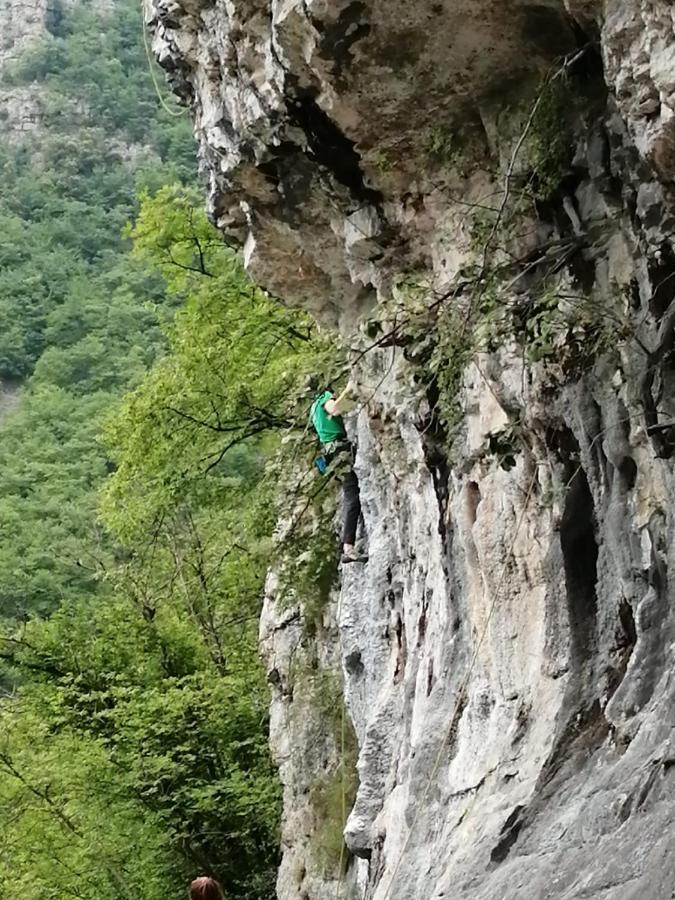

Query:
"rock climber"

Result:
[[308, 375, 366, 564]]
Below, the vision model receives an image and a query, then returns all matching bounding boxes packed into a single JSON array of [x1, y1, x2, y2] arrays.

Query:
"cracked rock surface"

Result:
[[148, 0, 583, 323], [148, 1, 675, 898]]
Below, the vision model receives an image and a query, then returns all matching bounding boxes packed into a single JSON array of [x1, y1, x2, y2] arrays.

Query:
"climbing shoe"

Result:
[[341, 547, 368, 564]]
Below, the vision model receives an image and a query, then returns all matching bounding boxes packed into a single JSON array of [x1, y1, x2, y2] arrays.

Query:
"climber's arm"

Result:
[[324, 380, 354, 417]]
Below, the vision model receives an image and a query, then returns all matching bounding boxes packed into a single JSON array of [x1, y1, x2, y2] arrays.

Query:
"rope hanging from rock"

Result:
[[141, 5, 187, 119]]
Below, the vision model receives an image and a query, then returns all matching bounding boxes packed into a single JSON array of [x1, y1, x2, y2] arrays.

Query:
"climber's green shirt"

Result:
[[310, 390, 347, 445]]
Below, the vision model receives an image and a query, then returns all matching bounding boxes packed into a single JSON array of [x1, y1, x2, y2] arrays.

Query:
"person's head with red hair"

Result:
[[189, 876, 224, 900]]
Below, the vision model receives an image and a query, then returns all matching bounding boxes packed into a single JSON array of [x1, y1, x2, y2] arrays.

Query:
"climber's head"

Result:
[[189, 877, 224, 900], [305, 373, 322, 396]]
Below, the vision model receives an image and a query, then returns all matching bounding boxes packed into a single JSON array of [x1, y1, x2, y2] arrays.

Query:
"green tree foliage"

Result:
[[0, 171, 340, 894], [0, 0, 193, 379], [0, 0, 186, 614], [2, 581, 281, 900], [0, 0, 346, 892], [103, 186, 337, 541], [0, 258, 171, 617], [93, 190, 340, 894], [0, 703, 174, 900]]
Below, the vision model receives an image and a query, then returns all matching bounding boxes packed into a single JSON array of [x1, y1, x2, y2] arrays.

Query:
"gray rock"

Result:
[[148, 1, 675, 898]]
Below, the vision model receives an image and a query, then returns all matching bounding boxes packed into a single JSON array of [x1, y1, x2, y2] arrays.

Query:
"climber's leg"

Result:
[[341, 469, 366, 562]]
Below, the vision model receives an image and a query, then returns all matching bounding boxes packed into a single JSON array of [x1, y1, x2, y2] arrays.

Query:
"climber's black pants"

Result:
[[324, 440, 361, 546], [341, 469, 361, 546]]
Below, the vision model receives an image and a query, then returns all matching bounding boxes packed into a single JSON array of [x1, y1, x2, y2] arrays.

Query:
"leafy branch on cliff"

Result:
[[0, 3, 345, 896], [1, 183, 336, 900], [102, 187, 341, 538], [360, 48, 633, 440]]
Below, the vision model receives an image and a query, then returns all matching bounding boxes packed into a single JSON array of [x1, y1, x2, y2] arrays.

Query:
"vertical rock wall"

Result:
[[147, 2, 675, 898]]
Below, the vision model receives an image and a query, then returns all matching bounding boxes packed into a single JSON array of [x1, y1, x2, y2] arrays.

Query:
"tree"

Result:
[[0, 5, 343, 894]]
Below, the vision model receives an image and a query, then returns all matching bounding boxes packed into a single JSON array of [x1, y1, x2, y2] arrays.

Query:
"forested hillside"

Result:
[[141, 1, 675, 898], [0, 3, 339, 897], [0, 0, 193, 616]]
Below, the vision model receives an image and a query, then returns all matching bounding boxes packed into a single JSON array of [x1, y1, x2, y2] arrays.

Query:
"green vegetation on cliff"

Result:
[[0, 3, 338, 897]]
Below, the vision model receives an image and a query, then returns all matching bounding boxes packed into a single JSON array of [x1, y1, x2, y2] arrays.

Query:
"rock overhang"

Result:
[[147, 0, 589, 322]]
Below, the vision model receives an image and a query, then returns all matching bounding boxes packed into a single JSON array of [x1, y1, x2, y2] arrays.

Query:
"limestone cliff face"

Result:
[[0, 0, 56, 68], [148, 3, 675, 898], [0, 0, 54, 134], [0, 0, 113, 137]]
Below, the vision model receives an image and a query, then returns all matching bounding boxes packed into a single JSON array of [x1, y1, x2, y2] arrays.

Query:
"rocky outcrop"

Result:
[[260, 573, 348, 900], [0, 0, 113, 138], [602, 0, 675, 181], [0, 0, 53, 133], [148, 0, 590, 325], [0, 0, 56, 69], [147, 0, 675, 319], [147, 2, 675, 898], [338, 252, 675, 899]]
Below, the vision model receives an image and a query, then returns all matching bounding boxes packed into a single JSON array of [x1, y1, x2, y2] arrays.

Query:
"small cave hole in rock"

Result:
[[393, 614, 407, 683], [560, 463, 599, 659], [426, 660, 434, 697], [567, 19, 605, 81], [345, 650, 364, 676], [490, 805, 524, 864], [618, 597, 637, 651], [466, 480, 481, 526], [417, 589, 432, 644], [287, 87, 381, 207], [648, 243, 675, 320], [521, 5, 576, 58], [618, 456, 637, 491], [607, 597, 638, 696]]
